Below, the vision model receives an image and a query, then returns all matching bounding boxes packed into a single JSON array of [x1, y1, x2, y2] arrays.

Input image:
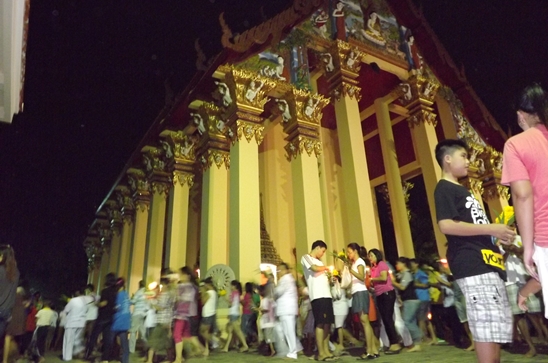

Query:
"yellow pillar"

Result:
[[327, 41, 381, 250], [435, 93, 458, 139], [142, 146, 170, 282], [98, 251, 109, 290], [374, 98, 415, 257], [145, 187, 168, 282], [118, 213, 134, 279], [127, 168, 151, 293], [199, 149, 229, 271], [281, 89, 329, 261], [116, 185, 135, 280], [165, 171, 193, 270], [108, 229, 121, 274], [400, 76, 447, 257], [228, 121, 262, 281], [160, 129, 196, 272]]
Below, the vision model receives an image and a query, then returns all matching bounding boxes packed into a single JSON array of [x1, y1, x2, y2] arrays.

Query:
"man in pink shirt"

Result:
[[502, 83, 548, 316]]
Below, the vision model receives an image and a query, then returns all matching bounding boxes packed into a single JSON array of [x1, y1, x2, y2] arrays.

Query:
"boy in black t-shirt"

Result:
[[433, 139, 515, 363]]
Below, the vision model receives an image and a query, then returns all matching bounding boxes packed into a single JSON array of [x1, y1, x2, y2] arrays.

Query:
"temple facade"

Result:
[[84, 0, 511, 294]]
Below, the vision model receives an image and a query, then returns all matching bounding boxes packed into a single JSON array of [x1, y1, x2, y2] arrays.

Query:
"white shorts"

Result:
[[533, 244, 548, 318]]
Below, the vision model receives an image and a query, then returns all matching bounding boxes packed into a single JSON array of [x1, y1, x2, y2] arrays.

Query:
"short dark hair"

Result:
[[434, 139, 468, 168], [86, 284, 95, 292], [311, 240, 327, 250], [516, 83, 548, 126]]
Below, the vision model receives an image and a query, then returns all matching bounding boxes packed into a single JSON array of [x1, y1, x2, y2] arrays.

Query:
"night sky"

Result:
[[1, 0, 547, 298]]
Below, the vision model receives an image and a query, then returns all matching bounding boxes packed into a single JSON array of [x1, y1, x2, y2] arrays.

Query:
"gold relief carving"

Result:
[[456, 114, 485, 146], [285, 135, 322, 160], [467, 142, 487, 176], [218, 65, 277, 113], [293, 89, 329, 124], [161, 130, 196, 164], [399, 75, 440, 107], [127, 169, 150, 195], [497, 184, 510, 200], [200, 102, 228, 137], [219, 0, 322, 53], [469, 178, 484, 196], [122, 213, 134, 225], [135, 199, 150, 213], [200, 149, 230, 171], [407, 109, 437, 128], [331, 82, 362, 102], [334, 40, 365, 75], [142, 147, 166, 174], [234, 120, 265, 144], [152, 181, 170, 197], [173, 170, 194, 188]]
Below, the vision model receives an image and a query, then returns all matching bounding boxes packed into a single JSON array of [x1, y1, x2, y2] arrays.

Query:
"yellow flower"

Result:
[[338, 251, 346, 258], [332, 269, 339, 277], [495, 206, 515, 226], [219, 289, 227, 296]]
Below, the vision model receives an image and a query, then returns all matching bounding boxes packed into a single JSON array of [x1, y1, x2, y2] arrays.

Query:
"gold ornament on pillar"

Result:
[[142, 146, 171, 199], [284, 135, 322, 160], [376, 181, 414, 221], [326, 41, 365, 102], [235, 119, 265, 144], [398, 74, 440, 128], [216, 65, 276, 113], [127, 168, 151, 212], [200, 148, 230, 171], [172, 170, 194, 188], [116, 185, 135, 222]]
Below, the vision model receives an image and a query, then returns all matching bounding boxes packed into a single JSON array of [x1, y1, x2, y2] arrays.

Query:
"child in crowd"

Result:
[[434, 139, 516, 363], [35, 300, 56, 362], [222, 280, 248, 353]]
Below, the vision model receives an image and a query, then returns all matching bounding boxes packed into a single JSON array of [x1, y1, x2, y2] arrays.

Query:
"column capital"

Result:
[[172, 170, 194, 187], [127, 168, 151, 212], [199, 148, 230, 171], [324, 40, 366, 102], [142, 146, 171, 198], [284, 135, 322, 160], [104, 200, 123, 235], [398, 74, 441, 128], [115, 185, 135, 222], [215, 65, 277, 115], [160, 129, 196, 167]]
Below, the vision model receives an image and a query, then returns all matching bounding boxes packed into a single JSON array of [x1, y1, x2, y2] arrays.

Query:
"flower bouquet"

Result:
[[332, 249, 350, 265], [494, 206, 521, 247]]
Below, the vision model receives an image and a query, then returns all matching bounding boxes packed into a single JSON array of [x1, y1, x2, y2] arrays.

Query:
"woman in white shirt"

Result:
[[346, 243, 379, 359]]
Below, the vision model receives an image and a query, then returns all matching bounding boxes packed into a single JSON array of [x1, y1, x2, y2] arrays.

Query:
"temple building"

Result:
[[84, 0, 511, 294]]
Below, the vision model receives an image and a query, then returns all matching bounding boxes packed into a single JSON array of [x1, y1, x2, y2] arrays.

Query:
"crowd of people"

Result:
[[0, 83, 548, 363]]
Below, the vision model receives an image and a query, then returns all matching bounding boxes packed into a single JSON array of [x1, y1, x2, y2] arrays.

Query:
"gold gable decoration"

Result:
[[219, 0, 322, 54]]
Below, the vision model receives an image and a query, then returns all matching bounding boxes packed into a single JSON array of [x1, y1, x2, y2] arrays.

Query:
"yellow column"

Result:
[[98, 251, 109, 290], [399, 76, 447, 257], [116, 185, 134, 279], [281, 88, 329, 260], [195, 101, 230, 273], [118, 212, 134, 279], [127, 168, 151, 293], [374, 97, 415, 257], [218, 66, 277, 281], [199, 149, 229, 271], [435, 92, 458, 139], [327, 42, 381, 250], [160, 129, 196, 271], [142, 146, 170, 283], [108, 229, 121, 274]]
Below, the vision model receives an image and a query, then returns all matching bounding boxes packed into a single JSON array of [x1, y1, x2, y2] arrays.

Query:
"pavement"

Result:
[[41, 343, 548, 363]]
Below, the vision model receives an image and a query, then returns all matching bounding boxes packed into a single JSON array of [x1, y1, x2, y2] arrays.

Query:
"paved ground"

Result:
[[41, 343, 548, 363]]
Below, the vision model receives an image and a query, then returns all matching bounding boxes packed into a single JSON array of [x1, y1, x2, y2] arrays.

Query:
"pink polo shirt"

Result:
[[502, 124, 548, 246], [370, 261, 394, 296]]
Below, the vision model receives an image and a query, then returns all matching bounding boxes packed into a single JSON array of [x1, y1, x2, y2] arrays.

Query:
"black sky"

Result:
[[1, 0, 547, 297]]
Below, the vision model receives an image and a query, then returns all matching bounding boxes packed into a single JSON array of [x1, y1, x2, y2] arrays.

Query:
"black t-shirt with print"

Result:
[[434, 179, 506, 281]]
